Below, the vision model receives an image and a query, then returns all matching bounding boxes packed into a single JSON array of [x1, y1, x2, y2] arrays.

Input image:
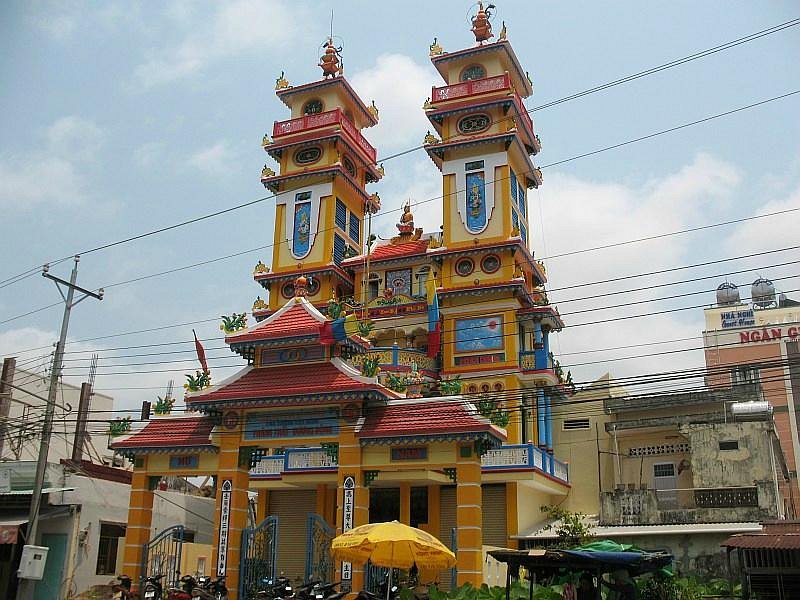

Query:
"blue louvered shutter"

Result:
[[335, 198, 347, 230], [349, 213, 360, 243], [333, 234, 346, 265]]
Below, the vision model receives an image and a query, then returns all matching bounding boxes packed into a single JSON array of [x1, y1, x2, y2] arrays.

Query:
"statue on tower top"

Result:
[[319, 38, 343, 78], [471, 2, 495, 44], [392, 201, 423, 244]]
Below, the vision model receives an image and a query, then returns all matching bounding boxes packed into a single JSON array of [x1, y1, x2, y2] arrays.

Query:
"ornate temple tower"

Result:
[[257, 40, 383, 313], [424, 4, 562, 451]]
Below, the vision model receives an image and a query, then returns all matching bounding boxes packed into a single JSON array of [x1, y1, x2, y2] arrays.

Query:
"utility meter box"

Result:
[[18, 545, 48, 580]]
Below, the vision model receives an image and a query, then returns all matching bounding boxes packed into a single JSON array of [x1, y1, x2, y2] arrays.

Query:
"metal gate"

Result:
[[239, 515, 279, 600], [305, 513, 335, 583], [141, 525, 184, 590]]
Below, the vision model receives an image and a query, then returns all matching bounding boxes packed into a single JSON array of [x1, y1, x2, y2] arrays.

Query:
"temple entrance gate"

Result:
[[141, 524, 184, 590], [239, 515, 279, 600], [305, 513, 335, 583]]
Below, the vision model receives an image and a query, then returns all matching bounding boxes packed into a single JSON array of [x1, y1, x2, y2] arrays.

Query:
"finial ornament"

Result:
[[294, 275, 309, 297], [471, 2, 495, 44], [423, 97, 432, 110], [261, 133, 272, 147], [499, 20, 507, 40], [424, 130, 440, 145], [377, 163, 385, 177], [368, 100, 379, 121], [429, 37, 443, 56], [253, 260, 269, 275], [261, 164, 276, 179], [526, 71, 534, 92], [275, 71, 289, 90], [252, 296, 268, 311], [319, 37, 343, 78]]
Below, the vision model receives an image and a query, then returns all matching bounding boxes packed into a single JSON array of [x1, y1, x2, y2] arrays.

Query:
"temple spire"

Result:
[[471, 2, 495, 44]]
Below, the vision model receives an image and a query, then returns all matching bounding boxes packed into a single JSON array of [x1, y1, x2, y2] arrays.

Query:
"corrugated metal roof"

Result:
[[515, 519, 762, 539], [722, 533, 800, 549]]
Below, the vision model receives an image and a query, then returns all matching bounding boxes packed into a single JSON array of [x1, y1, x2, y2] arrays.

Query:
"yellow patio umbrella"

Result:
[[331, 521, 456, 597]]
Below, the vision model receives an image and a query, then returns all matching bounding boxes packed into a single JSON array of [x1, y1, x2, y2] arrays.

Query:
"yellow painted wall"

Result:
[[146, 451, 219, 476], [181, 542, 213, 577], [361, 442, 456, 468]]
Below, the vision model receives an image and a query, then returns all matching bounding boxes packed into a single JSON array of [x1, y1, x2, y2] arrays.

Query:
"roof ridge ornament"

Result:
[[471, 2, 495, 44], [429, 37, 443, 56], [319, 37, 344, 79], [275, 71, 289, 90]]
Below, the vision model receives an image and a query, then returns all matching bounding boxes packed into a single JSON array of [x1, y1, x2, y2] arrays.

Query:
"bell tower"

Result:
[[257, 40, 383, 312], [424, 3, 541, 252]]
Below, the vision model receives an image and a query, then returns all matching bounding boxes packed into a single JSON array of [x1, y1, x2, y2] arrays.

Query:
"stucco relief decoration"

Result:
[[293, 199, 312, 257]]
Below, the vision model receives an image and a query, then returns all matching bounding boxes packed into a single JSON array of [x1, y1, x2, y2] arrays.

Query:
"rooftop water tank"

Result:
[[730, 401, 773, 421], [751, 277, 776, 308], [716, 282, 740, 306]]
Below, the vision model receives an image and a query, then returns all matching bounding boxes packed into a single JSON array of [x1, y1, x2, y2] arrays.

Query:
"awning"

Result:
[[2, 486, 74, 496], [0, 516, 27, 544], [515, 518, 761, 539]]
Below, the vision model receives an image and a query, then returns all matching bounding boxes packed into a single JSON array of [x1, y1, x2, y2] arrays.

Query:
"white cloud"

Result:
[[0, 116, 104, 209], [350, 54, 435, 152], [535, 153, 744, 387], [133, 141, 166, 168], [46, 116, 105, 162], [133, 0, 308, 87], [373, 158, 442, 239], [186, 141, 236, 175]]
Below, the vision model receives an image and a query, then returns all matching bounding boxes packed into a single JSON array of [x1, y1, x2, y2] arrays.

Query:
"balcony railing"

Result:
[[481, 443, 569, 484], [600, 484, 772, 525], [352, 347, 438, 373], [249, 443, 570, 485], [272, 108, 377, 163], [431, 74, 510, 103], [519, 349, 550, 371]]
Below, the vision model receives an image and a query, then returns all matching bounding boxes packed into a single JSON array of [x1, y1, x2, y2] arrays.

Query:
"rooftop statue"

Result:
[[319, 37, 343, 78], [471, 2, 496, 44]]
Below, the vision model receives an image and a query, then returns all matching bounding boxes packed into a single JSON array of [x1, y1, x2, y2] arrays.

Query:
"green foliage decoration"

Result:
[[439, 376, 462, 396], [153, 395, 175, 415], [386, 373, 407, 392], [184, 370, 211, 392], [476, 395, 510, 428], [220, 312, 247, 333], [108, 417, 131, 436], [361, 356, 381, 377]]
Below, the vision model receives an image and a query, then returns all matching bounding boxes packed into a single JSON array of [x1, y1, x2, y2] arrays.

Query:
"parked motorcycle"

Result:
[[191, 575, 228, 599], [142, 574, 165, 599], [256, 576, 295, 600], [167, 574, 199, 599], [111, 575, 136, 599]]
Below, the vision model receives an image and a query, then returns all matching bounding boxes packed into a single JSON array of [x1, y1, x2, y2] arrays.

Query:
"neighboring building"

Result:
[[113, 9, 575, 600], [703, 279, 800, 498], [0, 358, 215, 598]]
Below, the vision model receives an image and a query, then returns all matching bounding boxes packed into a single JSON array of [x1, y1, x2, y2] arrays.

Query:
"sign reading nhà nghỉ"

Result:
[[217, 479, 232, 576], [720, 308, 755, 329], [243, 408, 339, 440], [739, 326, 800, 343], [391, 446, 428, 461]]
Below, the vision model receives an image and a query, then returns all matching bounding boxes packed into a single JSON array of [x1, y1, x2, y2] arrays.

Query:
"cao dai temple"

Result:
[[113, 6, 576, 599]]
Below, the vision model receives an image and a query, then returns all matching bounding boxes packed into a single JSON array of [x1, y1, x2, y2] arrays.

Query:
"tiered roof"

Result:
[[112, 416, 216, 454]]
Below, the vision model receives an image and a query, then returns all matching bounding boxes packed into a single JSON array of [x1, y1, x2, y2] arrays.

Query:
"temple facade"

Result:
[[113, 6, 574, 599]]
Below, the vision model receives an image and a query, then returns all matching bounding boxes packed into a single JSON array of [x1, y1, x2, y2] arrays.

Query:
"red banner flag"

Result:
[[193, 329, 209, 374]]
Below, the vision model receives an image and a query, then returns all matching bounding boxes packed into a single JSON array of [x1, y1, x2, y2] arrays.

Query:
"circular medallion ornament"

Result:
[[493, 382, 504, 392], [303, 98, 323, 115], [281, 282, 295, 299], [457, 113, 491, 135], [223, 410, 240, 430], [460, 64, 486, 81], [342, 155, 357, 178], [481, 254, 500, 274], [468, 384, 478, 394], [342, 402, 361, 423], [455, 257, 475, 277], [306, 277, 320, 295], [294, 146, 322, 165]]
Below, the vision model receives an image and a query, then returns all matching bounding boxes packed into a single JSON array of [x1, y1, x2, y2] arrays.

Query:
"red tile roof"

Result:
[[357, 398, 506, 442], [227, 302, 322, 344], [187, 360, 396, 405], [343, 240, 429, 266], [112, 416, 215, 450]]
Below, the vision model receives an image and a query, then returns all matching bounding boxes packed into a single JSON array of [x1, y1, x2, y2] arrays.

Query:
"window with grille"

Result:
[[349, 213, 360, 243], [96, 523, 126, 575], [629, 443, 690, 456], [653, 463, 676, 478], [719, 440, 739, 451], [562, 418, 590, 430], [335, 198, 347, 230]]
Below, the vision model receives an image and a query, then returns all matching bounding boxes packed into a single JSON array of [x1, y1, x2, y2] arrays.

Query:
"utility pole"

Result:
[[18, 256, 102, 600]]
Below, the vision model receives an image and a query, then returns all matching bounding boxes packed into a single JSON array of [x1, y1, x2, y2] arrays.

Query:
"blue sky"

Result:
[[1, 1, 798, 415]]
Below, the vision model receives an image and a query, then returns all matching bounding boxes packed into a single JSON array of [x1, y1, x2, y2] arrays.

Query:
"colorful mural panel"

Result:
[[454, 315, 504, 353], [386, 269, 412, 296], [292, 196, 312, 257], [465, 171, 487, 232]]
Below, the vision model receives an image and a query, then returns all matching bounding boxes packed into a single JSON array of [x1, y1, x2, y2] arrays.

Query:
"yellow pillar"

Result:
[[425, 484, 441, 537], [399, 483, 411, 525], [336, 429, 369, 592], [456, 445, 483, 587], [121, 467, 154, 589], [505, 483, 518, 549], [256, 489, 270, 523], [212, 437, 250, 599]]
